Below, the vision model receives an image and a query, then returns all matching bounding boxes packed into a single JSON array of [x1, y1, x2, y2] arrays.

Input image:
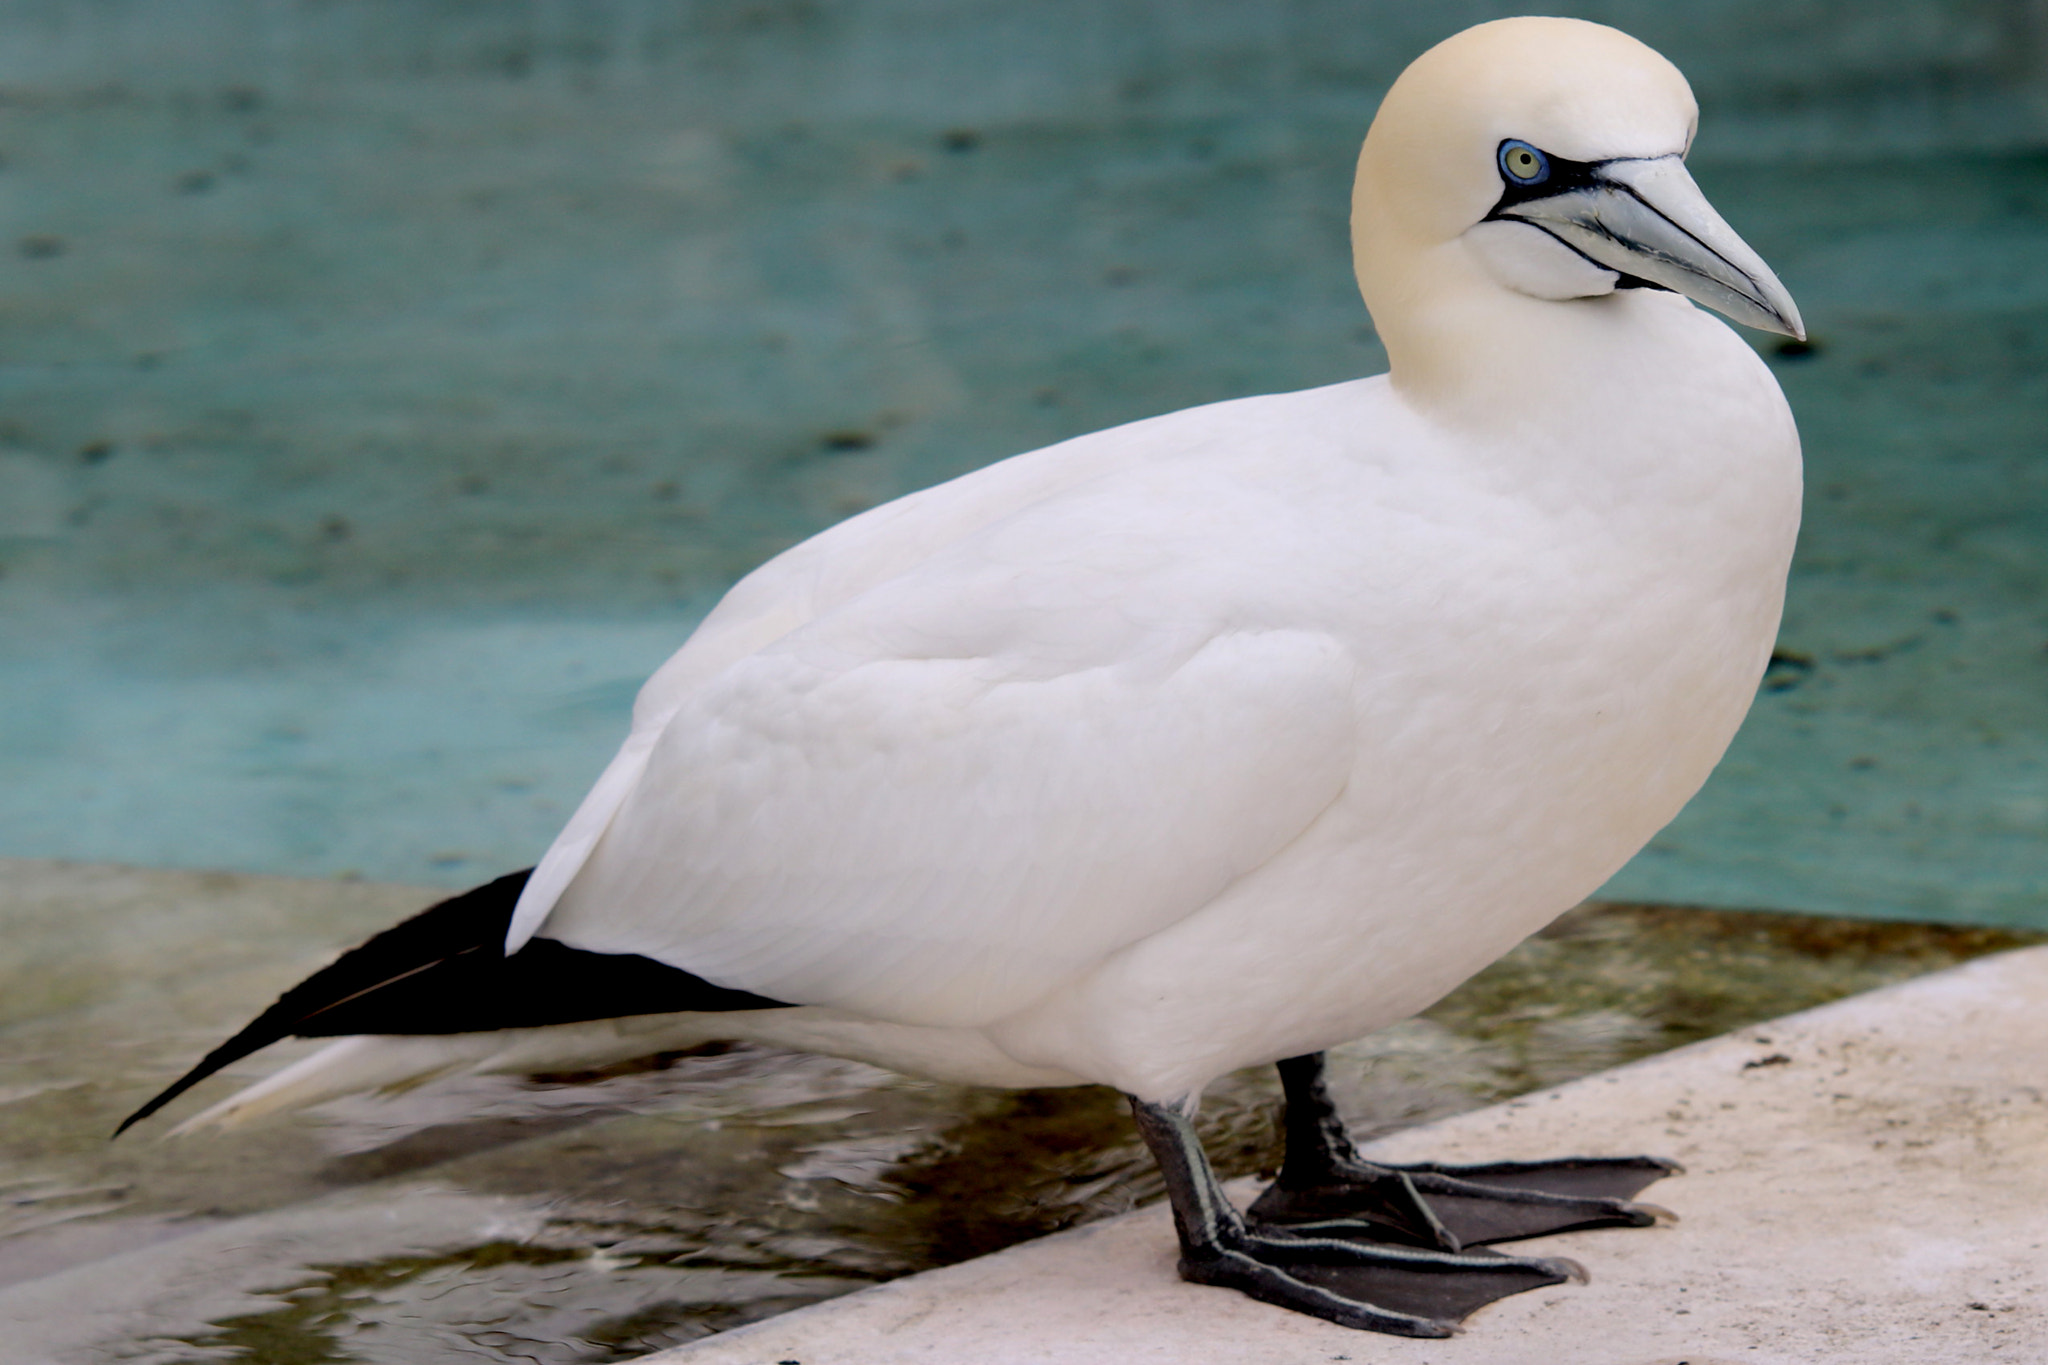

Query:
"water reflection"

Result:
[[1, 860, 2030, 1361]]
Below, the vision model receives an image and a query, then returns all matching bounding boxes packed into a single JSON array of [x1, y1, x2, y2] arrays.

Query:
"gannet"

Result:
[[123, 17, 1803, 1337]]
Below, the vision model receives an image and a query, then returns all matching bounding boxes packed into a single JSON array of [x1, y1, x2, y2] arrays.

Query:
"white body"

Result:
[[175, 17, 1802, 1129], [538, 289, 1798, 1103], [200, 295, 1796, 1128]]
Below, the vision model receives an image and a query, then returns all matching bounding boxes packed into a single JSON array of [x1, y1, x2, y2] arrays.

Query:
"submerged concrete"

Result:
[[0, 857, 2036, 1361], [647, 943, 2048, 1364]]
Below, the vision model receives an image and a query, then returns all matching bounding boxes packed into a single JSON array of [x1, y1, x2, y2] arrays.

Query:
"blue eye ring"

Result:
[[1498, 140, 1549, 185]]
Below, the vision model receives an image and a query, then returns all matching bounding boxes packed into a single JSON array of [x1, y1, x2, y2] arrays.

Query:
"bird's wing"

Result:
[[507, 388, 1320, 950], [524, 496, 1359, 1029]]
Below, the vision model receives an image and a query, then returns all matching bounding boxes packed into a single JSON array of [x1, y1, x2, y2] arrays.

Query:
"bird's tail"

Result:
[[165, 1033, 492, 1133], [118, 868, 789, 1135], [162, 1019, 745, 1133]]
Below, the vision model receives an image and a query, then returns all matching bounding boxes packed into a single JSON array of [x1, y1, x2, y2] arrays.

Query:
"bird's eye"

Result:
[[1499, 140, 1549, 185]]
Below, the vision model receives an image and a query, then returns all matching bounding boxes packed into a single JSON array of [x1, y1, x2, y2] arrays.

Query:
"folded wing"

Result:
[[537, 609, 1357, 1029]]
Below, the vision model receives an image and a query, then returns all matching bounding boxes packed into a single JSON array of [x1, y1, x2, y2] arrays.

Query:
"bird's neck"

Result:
[[1370, 252, 1770, 460], [1378, 261, 1684, 420], [1359, 244, 1798, 552]]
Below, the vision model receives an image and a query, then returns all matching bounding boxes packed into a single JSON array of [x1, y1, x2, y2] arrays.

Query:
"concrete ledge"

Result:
[[644, 944, 2048, 1364]]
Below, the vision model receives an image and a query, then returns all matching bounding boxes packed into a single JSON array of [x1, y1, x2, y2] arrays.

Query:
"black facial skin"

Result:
[[1484, 139, 1667, 293]]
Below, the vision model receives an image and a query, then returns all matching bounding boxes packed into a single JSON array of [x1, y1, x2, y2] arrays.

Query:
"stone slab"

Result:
[[11, 856, 2031, 1361], [643, 944, 2048, 1364]]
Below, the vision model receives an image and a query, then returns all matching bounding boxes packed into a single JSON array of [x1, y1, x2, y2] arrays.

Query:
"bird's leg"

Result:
[[1247, 1052, 1680, 1250], [1128, 1094, 1584, 1337]]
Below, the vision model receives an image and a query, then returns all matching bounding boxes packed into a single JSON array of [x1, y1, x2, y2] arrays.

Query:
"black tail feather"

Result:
[[116, 868, 789, 1136]]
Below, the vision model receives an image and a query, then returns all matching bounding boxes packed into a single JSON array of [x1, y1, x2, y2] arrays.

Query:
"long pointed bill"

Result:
[[1500, 156, 1804, 339]]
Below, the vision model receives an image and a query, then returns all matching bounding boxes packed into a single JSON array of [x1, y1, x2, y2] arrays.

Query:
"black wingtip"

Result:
[[112, 869, 539, 1138], [114, 866, 792, 1137], [113, 1028, 258, 1138]]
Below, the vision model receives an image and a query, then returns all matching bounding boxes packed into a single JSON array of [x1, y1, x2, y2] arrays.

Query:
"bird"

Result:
[[121, 16, 1803, 1339]]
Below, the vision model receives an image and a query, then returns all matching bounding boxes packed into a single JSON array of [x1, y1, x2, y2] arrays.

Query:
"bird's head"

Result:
[[1353, 18, 1801, 410]]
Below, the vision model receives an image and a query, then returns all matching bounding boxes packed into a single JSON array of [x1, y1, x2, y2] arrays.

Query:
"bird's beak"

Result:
[[1498, 156, 1804, 340]]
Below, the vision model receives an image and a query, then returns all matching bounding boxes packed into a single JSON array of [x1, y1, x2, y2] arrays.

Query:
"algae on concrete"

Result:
[[1, 860, 2035, 1361]]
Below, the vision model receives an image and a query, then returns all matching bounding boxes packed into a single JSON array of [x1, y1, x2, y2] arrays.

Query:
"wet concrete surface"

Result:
[[0, 858, 2036, 1361], [651, 945, 2048, 1364]]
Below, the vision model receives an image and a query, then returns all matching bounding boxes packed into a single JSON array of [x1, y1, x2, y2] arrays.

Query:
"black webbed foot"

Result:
[[1130, 1095, 1584, 1336], [1383, 1154, 1678, 1246], [1182, 1225, 1585, 1337], [1247, 1053, 1680, 1251], [1250, 1153, 1678, 1249]]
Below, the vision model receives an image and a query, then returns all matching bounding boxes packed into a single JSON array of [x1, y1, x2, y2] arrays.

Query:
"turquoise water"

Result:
[[0, 1, 2044, 924]]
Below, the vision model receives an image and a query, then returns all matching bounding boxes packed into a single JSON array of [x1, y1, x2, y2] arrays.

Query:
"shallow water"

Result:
[[0, 861, 2035, 1361]]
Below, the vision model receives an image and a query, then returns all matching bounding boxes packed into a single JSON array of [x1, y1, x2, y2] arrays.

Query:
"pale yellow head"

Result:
[[1353, 18, 1800, 415]]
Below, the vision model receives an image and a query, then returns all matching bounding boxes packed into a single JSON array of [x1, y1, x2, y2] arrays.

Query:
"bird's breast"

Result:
[[989, 348, 1799, 1098]]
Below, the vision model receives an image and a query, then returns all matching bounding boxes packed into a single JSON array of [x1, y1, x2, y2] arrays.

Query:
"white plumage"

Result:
[[179, 16, 1801, 1132]]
